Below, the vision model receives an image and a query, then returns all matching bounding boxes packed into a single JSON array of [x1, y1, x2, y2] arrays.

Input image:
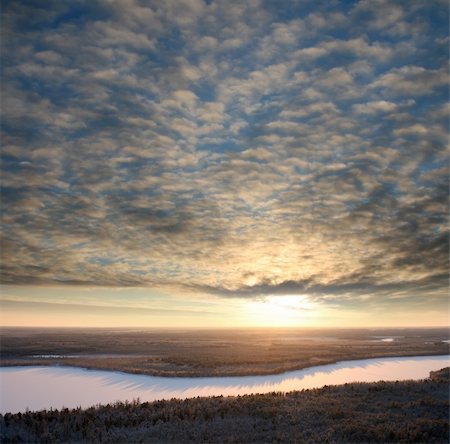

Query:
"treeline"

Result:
[[1, 368, 449, 443]]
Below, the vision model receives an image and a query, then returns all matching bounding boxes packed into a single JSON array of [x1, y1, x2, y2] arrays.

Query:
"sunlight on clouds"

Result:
[[0, 0, 448, 327], [244, 295, 317, 327], [0, 285, 447, 328]]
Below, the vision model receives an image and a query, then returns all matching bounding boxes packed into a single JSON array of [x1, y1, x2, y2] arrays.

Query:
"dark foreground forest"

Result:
[[1, 368, 448, 444]]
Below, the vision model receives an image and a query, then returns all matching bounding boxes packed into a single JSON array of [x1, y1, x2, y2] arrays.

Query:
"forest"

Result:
[[1, 367, 448, 443]]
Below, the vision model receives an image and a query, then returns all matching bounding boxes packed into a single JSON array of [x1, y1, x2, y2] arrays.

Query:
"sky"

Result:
[[0, 0, 448, 328]]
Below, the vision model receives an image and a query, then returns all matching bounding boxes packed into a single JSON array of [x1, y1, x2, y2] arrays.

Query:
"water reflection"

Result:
[[1, 355, 448, 413]]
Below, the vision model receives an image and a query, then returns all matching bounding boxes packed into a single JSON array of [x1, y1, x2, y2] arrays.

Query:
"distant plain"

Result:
[[1, 327, 448, 377]]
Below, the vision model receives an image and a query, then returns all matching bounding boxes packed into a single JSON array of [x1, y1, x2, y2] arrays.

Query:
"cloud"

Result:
[[194, 273, 449, 303], [371, 66, 448, 96], [350, 0, 405, 31], [353, 101, 397, 115], [0, 0, 448, 317]]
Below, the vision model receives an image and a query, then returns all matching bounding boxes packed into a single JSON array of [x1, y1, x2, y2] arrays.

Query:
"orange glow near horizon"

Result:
[[1, 285, 448, 329]]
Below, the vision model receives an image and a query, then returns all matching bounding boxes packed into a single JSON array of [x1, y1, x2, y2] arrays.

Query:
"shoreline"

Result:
[[2, 368, 449, 443], [2, 352, 449, 379], [2, 327, 448, 378]]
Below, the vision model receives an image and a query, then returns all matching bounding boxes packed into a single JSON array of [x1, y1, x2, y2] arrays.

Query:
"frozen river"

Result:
[[1, 355, 448, 413]]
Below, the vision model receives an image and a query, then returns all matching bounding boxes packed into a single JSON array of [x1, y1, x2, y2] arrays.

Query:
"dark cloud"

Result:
[[195, 273, 449, 304]]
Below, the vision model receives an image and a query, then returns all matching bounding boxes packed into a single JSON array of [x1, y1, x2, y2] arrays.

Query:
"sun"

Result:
[[245, 295, 315, 327]]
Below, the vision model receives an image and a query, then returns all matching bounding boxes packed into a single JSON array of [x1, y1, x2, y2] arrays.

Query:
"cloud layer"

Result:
[[1, 0, 448, 310]]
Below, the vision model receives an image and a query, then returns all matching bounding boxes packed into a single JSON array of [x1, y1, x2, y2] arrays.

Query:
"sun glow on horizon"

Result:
[[0, 1, 448, 329], [244, 295, 318, 327], [0, 285, 448, 329]]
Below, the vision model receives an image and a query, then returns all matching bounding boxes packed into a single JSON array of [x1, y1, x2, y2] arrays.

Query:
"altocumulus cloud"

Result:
[[1, 0, 448, 310]]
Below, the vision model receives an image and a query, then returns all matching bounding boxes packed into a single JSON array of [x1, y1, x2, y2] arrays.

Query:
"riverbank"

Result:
[[2, 327, 448, 377], [2, 368, 448, 443], [2, 355, 448, 414], [2, 350, 449, 378]]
